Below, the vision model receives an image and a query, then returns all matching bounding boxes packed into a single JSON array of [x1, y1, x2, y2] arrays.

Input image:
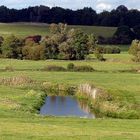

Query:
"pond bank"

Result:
[[30, 82, 140, 119], [0, 75, 139, 119]]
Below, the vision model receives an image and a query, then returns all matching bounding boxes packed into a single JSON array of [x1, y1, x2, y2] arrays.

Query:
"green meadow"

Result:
[[0, 23, 140, 140], [0, 52, 140, 139]]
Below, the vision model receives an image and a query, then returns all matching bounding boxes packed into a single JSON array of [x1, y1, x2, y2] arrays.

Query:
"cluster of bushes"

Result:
[[2, 23, 136, 61], [0, 23, 97, 60], [4, 23, 140, 62], [42, 63, 95, 72], [2, 23, 127, 61]]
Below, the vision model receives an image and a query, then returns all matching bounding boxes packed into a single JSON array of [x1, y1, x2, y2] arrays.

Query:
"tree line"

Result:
[[0, 23, 122, 61], [0, 5, 140, 27], [0, 23, 139, 62]]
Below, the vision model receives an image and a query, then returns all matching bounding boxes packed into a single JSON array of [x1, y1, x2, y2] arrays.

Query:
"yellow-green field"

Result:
[[0, 23, 116, 38]]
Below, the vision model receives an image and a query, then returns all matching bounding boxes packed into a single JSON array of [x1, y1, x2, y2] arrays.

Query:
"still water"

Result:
[[40, 96, 95, 118]]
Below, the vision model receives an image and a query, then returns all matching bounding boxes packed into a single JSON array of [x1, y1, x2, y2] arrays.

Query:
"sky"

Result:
[[0, 0, 140, 12]]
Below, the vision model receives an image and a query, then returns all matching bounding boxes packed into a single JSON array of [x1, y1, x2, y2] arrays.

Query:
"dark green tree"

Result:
[[113, 26, 136, 44], [133, 25, 140, 39]]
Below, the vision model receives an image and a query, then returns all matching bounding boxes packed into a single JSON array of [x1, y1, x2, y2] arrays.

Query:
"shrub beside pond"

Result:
[[21, 90, 47, 113]]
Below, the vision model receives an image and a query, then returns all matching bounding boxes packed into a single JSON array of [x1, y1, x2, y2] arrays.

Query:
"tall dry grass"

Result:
[[0, 76, 34, 86], [77, 83, 103, 99]]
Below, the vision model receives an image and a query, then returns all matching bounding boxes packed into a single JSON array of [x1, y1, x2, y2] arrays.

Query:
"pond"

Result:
[[40, 96, 95, 118]]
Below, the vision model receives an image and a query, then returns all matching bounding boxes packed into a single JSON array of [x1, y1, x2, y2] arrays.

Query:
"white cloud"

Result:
[[96, 3, 112, 12]]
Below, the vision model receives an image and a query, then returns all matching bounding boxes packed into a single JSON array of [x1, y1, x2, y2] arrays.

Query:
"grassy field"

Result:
[[0, 23, 139, 139], [0, 52, 138, 71], [0, 51, 140, 139], [0, 23, 116, 38]]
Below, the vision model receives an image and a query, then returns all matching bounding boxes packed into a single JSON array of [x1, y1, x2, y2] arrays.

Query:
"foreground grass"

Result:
[[0, 86, 140, 140], [0, 83, 140, 140], [1, 117, 140, 140], [0, 23, 116, 38]]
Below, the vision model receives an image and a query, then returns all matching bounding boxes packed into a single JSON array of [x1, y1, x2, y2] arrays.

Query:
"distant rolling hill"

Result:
[[0, 23, 117, 38]]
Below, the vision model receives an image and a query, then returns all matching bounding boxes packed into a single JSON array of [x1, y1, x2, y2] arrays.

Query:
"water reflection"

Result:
[[78, 100, 92, 115], [40, 96, 95, 118]]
